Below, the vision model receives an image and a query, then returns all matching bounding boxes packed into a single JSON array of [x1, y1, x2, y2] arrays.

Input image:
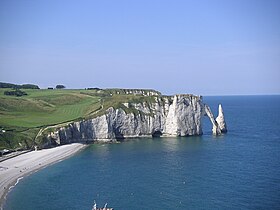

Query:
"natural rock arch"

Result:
[[152, 130, 162, 137]]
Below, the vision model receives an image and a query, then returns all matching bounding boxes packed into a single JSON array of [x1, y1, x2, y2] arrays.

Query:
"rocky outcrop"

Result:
[[45, 94, 227, 146], [204, 104, 227, 135], [216, 104, 227, 133], [105, 89, 161, 96]]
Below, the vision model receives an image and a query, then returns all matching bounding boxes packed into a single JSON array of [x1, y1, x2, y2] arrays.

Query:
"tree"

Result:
[[0, 82, 40, 89], [56, 85, 65, 89], [21, 84, 40, 89]]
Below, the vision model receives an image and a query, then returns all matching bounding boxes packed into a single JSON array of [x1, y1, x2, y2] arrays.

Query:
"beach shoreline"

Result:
[[0, 143, 87, 208]]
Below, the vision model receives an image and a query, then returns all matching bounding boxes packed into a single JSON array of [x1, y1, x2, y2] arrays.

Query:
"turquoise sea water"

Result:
[[3, 96, 280, 210]]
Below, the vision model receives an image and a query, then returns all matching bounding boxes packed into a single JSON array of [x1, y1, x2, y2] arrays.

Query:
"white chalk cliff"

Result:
[[44, 93, 227, 146], [204, 104, 227, 135], [216, 104, 227, 133]]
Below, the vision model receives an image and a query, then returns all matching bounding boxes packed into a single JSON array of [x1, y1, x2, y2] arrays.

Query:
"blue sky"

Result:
[[0, 0, 279, 95]]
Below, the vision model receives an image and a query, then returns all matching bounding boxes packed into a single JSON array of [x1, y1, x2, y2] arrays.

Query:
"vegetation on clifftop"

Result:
[[0, 85, 165, 150], [0, 82, 40, 89]]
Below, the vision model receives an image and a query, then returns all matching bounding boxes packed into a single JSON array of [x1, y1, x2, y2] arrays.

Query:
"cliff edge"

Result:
[[43, 91, 227, 147]]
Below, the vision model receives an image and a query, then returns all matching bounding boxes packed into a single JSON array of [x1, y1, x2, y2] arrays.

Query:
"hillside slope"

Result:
[[0, 89, 100, 149], [0, 88, 161, 150], [0, 87, 227, 150]]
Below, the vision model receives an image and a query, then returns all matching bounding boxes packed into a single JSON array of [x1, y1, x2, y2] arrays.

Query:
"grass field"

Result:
[[0, 88, 161, 150], [0, 89, 101, 150]]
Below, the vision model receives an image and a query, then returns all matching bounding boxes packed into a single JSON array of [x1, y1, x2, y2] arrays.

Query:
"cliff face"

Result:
[[216, 104, 227, 133], [45, 93, 227, 146], [46, 94, 205, 145]]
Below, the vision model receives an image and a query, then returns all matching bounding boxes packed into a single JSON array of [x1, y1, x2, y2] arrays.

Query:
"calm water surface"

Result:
[[4, 96, 280, 209]]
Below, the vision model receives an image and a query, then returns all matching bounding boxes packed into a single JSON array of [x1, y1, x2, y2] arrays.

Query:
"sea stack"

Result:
[[204, 103, 227, 135], [216, 104, 227, 133]]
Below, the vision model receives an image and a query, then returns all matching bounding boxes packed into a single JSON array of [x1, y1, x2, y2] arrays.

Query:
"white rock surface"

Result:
[[204, 104, 227, 135], [216, 104, 227, 133], [45, 94, 206, 146], [44, 94, 228, 146]]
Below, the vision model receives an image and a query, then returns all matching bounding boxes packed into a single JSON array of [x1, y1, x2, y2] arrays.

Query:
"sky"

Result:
[[0, 0, 279, 95]]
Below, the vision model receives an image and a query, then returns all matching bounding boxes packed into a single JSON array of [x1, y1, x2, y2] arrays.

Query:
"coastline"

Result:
[[0, 143, 86, 208]]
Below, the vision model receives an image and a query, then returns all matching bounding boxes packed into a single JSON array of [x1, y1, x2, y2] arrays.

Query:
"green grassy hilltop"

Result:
[[0, 84, 162, 150], [0, 88, 101, 150]]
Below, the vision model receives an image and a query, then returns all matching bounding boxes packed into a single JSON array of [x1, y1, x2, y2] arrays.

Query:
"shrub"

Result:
[[56, 85, 66, 89], [21, 84, 40, 89], [0, 82, 39, 89], [4, 90, 28, 97], [0, 82, 20, 89]]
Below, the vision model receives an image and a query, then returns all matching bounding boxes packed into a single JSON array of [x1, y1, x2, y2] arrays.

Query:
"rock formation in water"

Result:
[[43, 91, 227, 147], [204, 104, 227, 135], [216, 104, 227, 133]]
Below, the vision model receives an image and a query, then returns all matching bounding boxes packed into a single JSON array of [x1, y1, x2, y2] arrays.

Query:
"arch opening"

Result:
[[152, 130, 162, 137]]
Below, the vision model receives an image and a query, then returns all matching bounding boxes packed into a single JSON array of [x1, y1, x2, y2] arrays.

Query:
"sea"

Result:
[[3, 95, 280, 210]]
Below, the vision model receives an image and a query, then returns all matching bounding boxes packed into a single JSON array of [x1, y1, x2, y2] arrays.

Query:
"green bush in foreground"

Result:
[[4, 89, 28, 97]]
